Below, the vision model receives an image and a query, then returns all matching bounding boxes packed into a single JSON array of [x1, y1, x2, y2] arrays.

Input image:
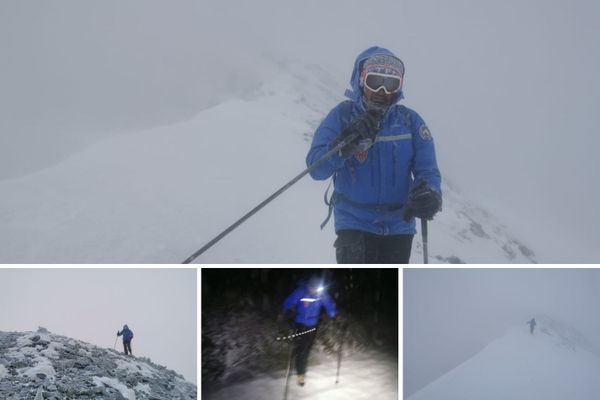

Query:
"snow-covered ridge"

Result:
[[427, 179, 537, 263], [0, 59, 536, 263], [0, 328, 196, 400], [407, 317, 600, 400]]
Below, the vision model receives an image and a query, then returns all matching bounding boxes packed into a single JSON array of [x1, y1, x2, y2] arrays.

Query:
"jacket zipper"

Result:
[[392, 144, 397, 186]]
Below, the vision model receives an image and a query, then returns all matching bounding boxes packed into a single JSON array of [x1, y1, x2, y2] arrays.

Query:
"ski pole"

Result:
[[182, 131, 364, 264], [421, 218, 428, 264], [113, 336, 118, 350], [335, 322, 348, 384], [283, 339, 294, 400]]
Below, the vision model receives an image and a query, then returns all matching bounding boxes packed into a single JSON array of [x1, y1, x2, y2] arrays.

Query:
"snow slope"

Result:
[[0, 328, 196, 399], [206, 351, 397, 400], [407, 317, 600, 400], [0, 60, 536, 263]]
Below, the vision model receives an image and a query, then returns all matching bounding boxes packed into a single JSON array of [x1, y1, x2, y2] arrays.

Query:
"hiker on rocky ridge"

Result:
[[117, 324, 134, 355]]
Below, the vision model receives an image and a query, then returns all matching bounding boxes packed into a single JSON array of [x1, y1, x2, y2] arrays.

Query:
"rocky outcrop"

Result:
[[0, 328, 196, 400]]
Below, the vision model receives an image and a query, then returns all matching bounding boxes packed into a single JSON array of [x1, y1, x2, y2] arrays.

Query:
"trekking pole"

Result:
[[421, 218, 428, 264], [182, 131, 364, 264], [335, 322, 348, 384], [283, 338, 294, 400], [113, 336, 118, 350]]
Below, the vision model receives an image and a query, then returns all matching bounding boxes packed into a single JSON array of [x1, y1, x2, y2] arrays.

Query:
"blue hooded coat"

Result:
[[118, 325, 134, 341], [283, 284, 337, 327], [306, 46, 442, 235]]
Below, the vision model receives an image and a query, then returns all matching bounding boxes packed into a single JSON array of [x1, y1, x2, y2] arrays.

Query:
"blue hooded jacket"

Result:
[[306, 46, 442, 235], [283, 284, 337, 327], [118, 325, 134, 341]]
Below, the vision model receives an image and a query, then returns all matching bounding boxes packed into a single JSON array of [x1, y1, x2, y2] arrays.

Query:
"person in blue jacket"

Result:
[[117, 324, 134, 355], [282, 276, 337, 386], [306, 46, 442, 264]]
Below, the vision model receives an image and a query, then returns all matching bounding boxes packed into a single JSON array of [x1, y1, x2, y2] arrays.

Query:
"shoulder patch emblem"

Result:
[[354, 150, 369, 163], [419, 124, 433, 141]]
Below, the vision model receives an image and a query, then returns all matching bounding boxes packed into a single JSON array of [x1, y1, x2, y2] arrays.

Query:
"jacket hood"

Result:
[[123, 325, 128, 330], [344, 46, 405, 106]]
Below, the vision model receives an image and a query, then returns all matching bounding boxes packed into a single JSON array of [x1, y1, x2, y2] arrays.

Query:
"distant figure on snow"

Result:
[[117, 324, 134, 355], [282, 276, 338, 387], [526, 318, 536, 335]]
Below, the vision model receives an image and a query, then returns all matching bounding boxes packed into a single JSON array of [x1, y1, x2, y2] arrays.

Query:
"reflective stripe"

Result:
[[276, 327, 317, 341], [300, 298, 317, 302], [376, 134, 412, 142]]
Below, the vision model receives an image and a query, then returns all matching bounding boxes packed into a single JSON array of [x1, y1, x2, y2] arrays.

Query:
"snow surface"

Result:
[[115, 357, 155, 378], [135, 382, 151, 394], [20, 358, 57, 380], [0, 364, 7, 379], [0, 61, 537, 263], [407, 318, 600, 400], [206, 351, 397, 400], [93, 376, 137, 400]]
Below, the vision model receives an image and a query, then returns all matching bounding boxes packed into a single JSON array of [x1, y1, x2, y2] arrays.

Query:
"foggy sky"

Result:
[[403, 268, 600, 397], [0, 268, 197, 383], [1, 1, 599, 261]]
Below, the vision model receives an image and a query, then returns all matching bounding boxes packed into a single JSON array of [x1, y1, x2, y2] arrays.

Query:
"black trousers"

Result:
[[335, 229, 414, 264], [294, 325, 317, 375], [123, 340, 132, 355]]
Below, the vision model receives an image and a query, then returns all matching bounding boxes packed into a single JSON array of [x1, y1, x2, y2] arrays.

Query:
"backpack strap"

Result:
[[320, 177, 336, 230]]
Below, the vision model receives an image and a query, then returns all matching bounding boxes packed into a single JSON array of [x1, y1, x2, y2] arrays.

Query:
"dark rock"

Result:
[[435, 255, 466, 264], [469, 221, 490, 239], [519, 243, 535, 258]]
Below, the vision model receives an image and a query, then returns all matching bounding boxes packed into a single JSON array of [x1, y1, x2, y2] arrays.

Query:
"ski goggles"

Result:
[[363, 72, 403, 94]]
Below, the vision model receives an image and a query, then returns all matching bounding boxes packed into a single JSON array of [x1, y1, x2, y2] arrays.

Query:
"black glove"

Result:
[[403, 181, 442, 221], [333, 109, 384, 159], [116, 331, 119, 336]]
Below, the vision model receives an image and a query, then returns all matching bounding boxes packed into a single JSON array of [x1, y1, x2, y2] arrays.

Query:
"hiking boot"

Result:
[[297, 374, 305, 386]]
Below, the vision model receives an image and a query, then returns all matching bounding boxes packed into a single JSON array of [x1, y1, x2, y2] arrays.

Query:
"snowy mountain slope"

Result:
[[0, 60, 536, 263], [407, 317, 600, 400], [427, 179, 536, 263], [0, 328, 196, 399], [205, 351, 397, 400]]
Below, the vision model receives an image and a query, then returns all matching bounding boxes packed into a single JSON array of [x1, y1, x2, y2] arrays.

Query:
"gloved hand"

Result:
[[333, 109, 384, 159], [403, 181, 442, 221], [116, 331, 119, 336]]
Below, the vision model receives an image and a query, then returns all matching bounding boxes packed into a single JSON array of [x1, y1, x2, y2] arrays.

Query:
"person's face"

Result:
[[363, 85, 396, 106]]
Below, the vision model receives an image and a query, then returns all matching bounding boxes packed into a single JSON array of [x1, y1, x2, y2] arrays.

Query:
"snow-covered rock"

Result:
[[407, 317, 600, 400], [0, 328, 196, 400]]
